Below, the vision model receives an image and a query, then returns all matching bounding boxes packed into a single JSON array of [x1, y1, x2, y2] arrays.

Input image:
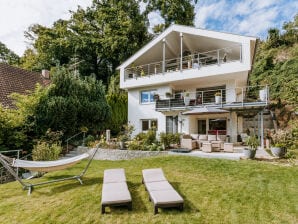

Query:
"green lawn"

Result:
[[0, 156, 297, 224]]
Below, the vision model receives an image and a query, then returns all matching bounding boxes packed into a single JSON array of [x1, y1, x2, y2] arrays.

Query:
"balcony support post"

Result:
[[217, 49, 220, 66], [162, 38, 166, 74], [240, 44, 242, 62], [260, 110, 264, 149], [180, 33, 183, 72], [241, 87, 244, 107]]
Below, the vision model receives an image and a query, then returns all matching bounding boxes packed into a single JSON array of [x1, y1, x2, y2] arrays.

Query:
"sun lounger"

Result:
[[142, 168, 184, 214], [101, 168, 132, 214]]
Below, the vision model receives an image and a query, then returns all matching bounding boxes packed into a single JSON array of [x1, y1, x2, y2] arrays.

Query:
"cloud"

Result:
[[194, 0, 298, 39], [0, 0, 92, 56]]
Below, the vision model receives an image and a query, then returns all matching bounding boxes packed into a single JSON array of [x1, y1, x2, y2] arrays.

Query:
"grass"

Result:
[[0, 155, 297, 224]]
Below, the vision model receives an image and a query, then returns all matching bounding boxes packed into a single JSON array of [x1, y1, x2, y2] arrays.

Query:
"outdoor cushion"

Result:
[[142, 168, 167, 183], [101, 188, 131, 205], [103, 168, 126, 183], [190, 134, 199, 140], [198, 135, 207, 140], [217, 135, 226, 141], [145, 180, 174, 191], [208, 135, 217, 141], [149, 189, 184, 206]]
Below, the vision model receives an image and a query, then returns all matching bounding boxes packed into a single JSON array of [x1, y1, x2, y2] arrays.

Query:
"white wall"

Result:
[[128, 86, 171, 136]]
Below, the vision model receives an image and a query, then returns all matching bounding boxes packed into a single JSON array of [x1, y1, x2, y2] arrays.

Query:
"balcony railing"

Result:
[[124, 44, 242, 80], [155, 85, 269, 111]]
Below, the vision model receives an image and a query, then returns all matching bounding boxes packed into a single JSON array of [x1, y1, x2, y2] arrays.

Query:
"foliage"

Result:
[[106, 93, 128, 135], [0, 41, 20, 65], [250, 14, 298, 106], [32, 141, 62, 161], [126, 139, 142, 150], [118, 124, 135, 142], [0, 84, 46, 151], [245, 135, 259, 151], [35, 67, 111, 139], [270, 129, 289, 148], [23, 0, 149, 85], [142, 0, 198, 32], [159, 132, 181, 149]]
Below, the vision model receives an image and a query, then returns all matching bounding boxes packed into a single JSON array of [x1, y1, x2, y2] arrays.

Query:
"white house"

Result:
[[118, 25, 268, 145]]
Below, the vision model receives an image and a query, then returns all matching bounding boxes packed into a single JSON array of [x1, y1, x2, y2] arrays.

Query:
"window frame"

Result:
[[140, 89, 156, 104], [141, 119, 158, 131]]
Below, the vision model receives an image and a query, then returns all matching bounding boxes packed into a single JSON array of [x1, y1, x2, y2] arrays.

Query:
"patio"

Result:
[[169, 147, 274, 161]]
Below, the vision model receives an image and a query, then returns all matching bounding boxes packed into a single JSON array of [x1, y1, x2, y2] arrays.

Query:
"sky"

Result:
[[0, 0, 297, 56]]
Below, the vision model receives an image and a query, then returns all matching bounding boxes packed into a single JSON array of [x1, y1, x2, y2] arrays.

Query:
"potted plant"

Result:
[[243, 135, 259, 159], [153, 93, 160, 101], [165, 92, 172, 98], [270, 129, 287, 158], [214, 92, 221, 104], [184, 91, 190, 106]]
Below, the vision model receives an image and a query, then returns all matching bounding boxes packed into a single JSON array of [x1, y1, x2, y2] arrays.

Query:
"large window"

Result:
[[140, 90, 156, 104], [141, 119, 158, 131]]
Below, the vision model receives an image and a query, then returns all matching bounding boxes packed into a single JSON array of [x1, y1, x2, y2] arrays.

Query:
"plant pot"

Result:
[[270, 147, 286, 158], [119, 141, 125, 150], [184, 97, 190, 106], [243, 148, 256, 159], [259, 89, 267, 101], [215, 95, 221, 104]]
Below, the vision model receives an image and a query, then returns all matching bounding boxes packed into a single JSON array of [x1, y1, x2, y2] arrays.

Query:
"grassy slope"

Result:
[[0, 156, 297, 224]]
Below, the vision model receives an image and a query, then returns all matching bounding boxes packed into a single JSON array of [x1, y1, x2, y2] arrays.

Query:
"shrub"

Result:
[[127, 139, 142, 150], [144, 142, 163, 151], [159, 132, 181, 149], [32, 141, 62, 161], [85, 135, 95, 147]]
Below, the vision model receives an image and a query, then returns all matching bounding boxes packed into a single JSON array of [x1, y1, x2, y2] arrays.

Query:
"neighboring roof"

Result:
[[0, 63, 49, 108], [117, 24, 258, 69]]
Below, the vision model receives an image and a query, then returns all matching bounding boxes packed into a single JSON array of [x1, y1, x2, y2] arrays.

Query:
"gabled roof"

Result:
[[118, 24, 258, 69], [0, 63, 49, 108]]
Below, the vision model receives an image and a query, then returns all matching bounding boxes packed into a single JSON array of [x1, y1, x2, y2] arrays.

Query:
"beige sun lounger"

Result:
[[101, 168, 132, 214], [142, 168, 184, 214]]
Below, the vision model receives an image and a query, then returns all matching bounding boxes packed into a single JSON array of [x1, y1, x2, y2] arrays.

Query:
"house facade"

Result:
[[118, 25, 268, 144]]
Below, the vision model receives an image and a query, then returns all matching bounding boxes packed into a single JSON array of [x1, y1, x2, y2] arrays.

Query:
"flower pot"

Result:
[[119, 141, 125, 150], [259, 89, 267, 101], [184, 97, 190, 106], [215, 95, 221, 104], [270, 147, 286, 158], [243, 148, 256, 159]]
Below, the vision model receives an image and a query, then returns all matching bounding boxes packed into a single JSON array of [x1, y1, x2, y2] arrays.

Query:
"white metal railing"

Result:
[[124, 44, 242, 80], [155, 85, 269, 110]]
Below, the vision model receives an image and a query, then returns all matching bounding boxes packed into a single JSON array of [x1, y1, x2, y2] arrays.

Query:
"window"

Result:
[[166, 116, 178, 133], [140, 90, 156, 104], [141, 119, 158, 131]]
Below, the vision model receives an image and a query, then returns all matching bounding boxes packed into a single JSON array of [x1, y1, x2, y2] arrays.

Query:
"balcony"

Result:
[[155, 85, 269, 112], [124, 44, 241, 81]]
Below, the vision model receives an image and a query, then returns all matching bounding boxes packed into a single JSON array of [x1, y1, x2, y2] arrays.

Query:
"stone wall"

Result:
[[77, 146, 168, 161]]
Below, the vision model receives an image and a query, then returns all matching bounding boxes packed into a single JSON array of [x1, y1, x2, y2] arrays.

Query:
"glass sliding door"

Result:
[[197, 119, 206, 134], [166, 116, 178, 133]]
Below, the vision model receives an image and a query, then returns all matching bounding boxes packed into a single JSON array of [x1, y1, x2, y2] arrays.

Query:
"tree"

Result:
[[23, 0, 149, 85], [0, 41, 20, 65], [142, 0, 198, 32], [35, 67, 111, 138], [106, 74, 128, 135]]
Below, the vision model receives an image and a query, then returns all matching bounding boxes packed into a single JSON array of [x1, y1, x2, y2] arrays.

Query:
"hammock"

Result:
[[12, 153, 90, 172], [0, 147, 99, 195]]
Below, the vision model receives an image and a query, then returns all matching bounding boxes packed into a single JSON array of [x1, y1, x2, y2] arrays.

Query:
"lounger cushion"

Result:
[[103, 168, 126, 183], [101, 182, 131, 205], [142, 168, 167, 183], [149, 189, 184, 206], [145, 181, 174, 191]]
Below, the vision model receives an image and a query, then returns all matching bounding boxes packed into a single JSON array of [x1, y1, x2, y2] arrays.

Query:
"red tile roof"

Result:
[[0, 63, 50, 108]]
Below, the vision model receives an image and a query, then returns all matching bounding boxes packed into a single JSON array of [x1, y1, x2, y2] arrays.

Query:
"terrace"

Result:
[[155, 85, 269, 112], [124, 44, 241, 81]]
